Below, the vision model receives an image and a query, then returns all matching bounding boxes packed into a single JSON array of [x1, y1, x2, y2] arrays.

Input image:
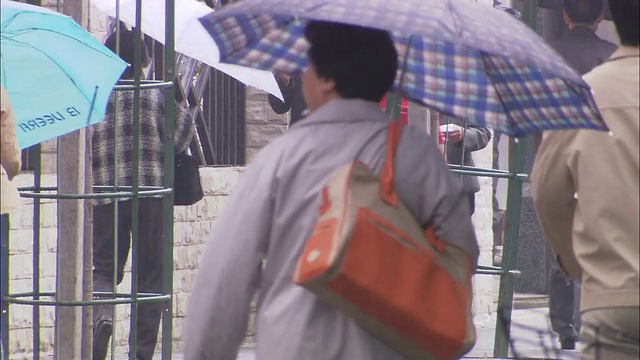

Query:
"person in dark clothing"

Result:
[[550, 0, 618, 73], [543, 0, 617, 351], [440, 115, 491, 215], [91, 27, 194, 360], [268, 72, 308, 126]]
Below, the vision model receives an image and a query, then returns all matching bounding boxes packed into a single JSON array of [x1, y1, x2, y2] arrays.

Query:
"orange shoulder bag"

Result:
[[293, 121, 476, 360]]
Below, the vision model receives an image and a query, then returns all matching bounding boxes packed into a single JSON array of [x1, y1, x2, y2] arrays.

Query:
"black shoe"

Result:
[[93, 316, 113, 360], [560, 337, 577, 350]]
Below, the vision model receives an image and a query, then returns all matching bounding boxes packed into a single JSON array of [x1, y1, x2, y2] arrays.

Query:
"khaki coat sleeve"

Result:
[[531, 130, 582, 280]]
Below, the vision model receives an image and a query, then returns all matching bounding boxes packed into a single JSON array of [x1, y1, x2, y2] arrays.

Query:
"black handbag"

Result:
[[174, 151, 203, 206]]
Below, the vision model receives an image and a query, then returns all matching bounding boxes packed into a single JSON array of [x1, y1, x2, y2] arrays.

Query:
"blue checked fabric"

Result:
[[199, 0, 605, 137]]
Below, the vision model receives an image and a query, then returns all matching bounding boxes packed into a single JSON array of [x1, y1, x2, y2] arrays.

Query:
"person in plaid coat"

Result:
[[91, 27, 195, 360]]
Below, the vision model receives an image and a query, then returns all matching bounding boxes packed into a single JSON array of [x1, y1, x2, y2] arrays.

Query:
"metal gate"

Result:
[[1, 0, 177, 358]]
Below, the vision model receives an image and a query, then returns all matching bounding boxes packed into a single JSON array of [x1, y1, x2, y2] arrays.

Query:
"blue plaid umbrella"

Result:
[[198, 0, 606, 137]]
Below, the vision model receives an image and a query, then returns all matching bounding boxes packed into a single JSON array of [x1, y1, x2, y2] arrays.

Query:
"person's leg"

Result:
[[580, 307, 640, 360], [92, 201, 132, 360], [132, 198, 165, 360], [549, 259, 578, 349]]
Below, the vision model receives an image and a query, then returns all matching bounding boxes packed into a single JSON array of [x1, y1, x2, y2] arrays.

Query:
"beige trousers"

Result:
[[580, 307, 640, 360]]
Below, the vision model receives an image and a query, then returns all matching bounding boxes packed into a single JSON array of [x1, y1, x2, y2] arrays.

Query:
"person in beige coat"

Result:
[[531, 1, 639, 359], [1, 85, 21, 215]]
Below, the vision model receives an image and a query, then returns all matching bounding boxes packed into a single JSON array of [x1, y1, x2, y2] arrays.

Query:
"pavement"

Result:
[[148, 306, 581, 360], [466, 307, 579, 359]]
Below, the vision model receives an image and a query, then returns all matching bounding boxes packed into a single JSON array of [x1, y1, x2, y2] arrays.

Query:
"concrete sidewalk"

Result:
[[466, 307, 579, 359], [151, 307, 580, 360]]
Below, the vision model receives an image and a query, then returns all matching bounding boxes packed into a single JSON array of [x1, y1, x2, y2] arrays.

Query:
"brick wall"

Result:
[[245, 87, 288, 163]]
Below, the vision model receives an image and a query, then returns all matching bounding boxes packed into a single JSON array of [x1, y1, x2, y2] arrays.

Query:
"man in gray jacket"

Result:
[[440, 115, 491, 215]]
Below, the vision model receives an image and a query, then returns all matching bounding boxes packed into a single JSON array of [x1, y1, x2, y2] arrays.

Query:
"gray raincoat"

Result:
[[184, 98, 479, 360]]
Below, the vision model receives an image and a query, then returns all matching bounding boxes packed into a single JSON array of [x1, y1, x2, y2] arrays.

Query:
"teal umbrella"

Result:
[[1, 0, 127, 149]]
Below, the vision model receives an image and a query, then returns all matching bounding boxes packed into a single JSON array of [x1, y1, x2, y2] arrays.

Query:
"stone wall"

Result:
[[244, 87, 288, 163]]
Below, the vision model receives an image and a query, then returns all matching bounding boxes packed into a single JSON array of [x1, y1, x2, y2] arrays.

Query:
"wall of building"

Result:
[[245, 87, 288, 162]]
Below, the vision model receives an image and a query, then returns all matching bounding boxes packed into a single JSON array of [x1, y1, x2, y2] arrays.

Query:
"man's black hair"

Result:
[[104, 27, 150, 79], [563, 0, 605, 25], [608, 0, 640, 46], [304, 21, 397, 102]]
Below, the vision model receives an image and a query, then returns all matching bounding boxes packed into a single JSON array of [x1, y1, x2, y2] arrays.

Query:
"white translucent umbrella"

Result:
[[91, 0, 283, 100]]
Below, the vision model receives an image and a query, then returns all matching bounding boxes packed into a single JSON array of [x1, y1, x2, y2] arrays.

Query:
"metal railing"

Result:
[[1, 0, 177, 358]]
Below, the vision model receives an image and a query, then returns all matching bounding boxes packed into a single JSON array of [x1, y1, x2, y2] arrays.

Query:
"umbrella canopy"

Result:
[[1, 0, 127, 149], [198, 0, 606, 137], [91, 0, 283, 100]]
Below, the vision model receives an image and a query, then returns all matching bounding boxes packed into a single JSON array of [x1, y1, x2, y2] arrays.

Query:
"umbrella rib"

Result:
[[480, 53, 515, 136], [397, 35, 413, 91], [445, 0, 464, 41]]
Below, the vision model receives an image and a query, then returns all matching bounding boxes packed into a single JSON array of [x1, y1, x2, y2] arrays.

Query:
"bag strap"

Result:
[[380, 121, 404, 206]]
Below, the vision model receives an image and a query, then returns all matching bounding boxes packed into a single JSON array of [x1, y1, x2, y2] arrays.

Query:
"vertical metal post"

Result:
[[55, 133, 86, 360], [493, 2, 537, 357], [0, 211, 9, 360], [82, 130, 94, 360], [129, 1, 144, 356], [162, 0, 176, 355], [56, 0, 91, 358], [32, 145, 42, 360], [493, 138, 527, 357], [384, 92, 402, 120]]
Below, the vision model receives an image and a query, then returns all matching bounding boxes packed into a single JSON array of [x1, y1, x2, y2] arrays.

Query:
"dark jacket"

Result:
[[92, 88, 194, 205], [442, 115, 491, 193], [549, 26, 617, 76], [535, 26, 618, 148], [268, 74, 307, 125]]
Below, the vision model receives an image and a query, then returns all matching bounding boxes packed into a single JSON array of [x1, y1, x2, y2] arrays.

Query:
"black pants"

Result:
[[93, 199, 164, 360], [549, 259, 581, 340]]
